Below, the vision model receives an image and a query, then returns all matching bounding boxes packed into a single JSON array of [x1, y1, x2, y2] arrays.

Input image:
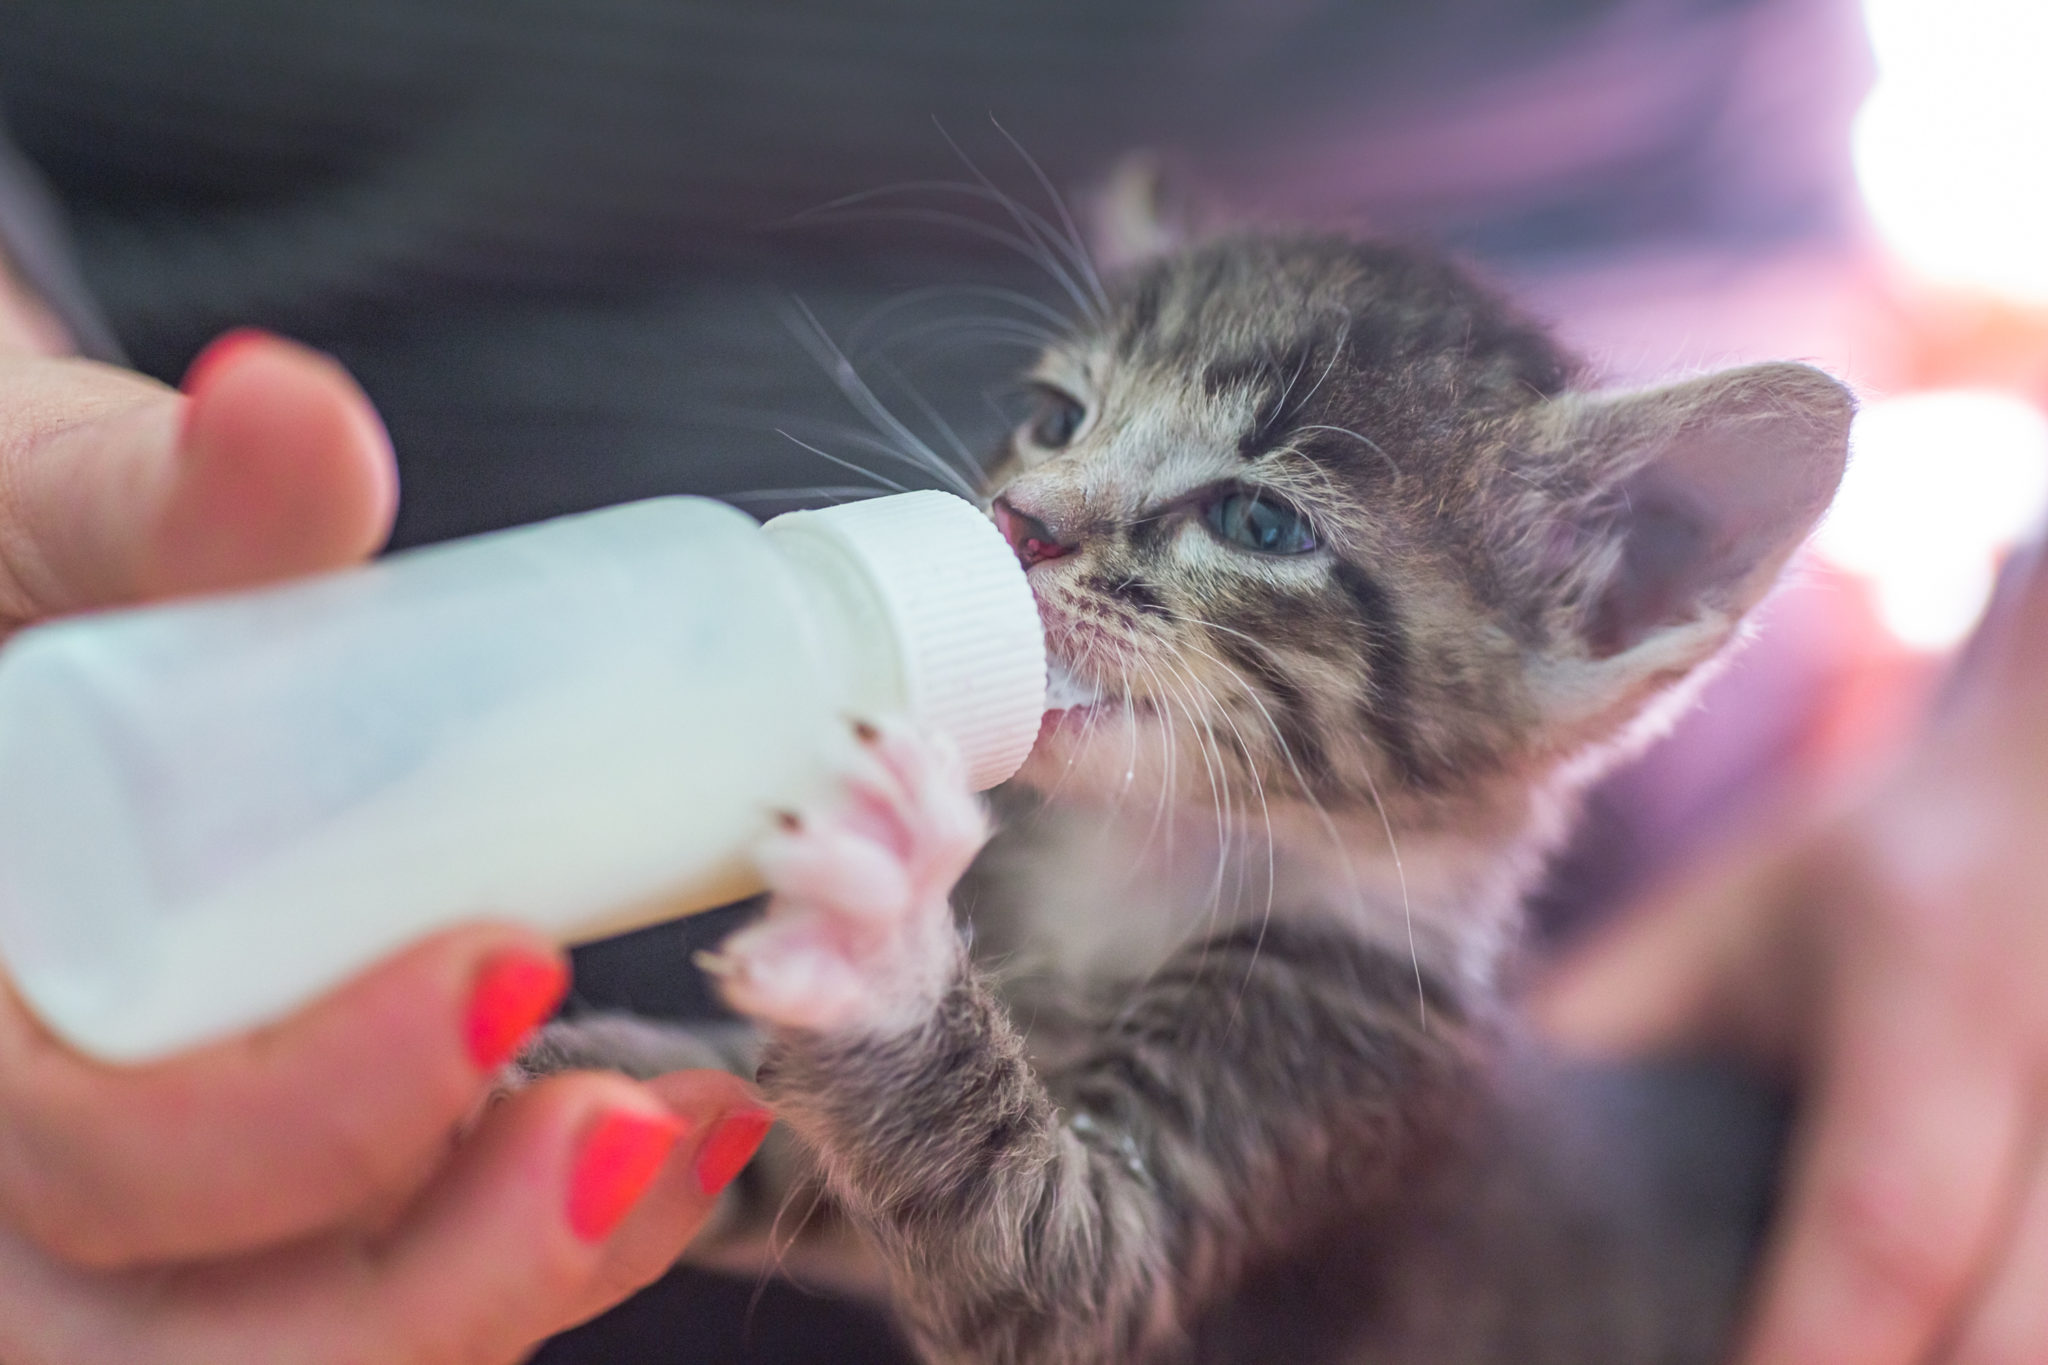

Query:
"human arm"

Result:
[[1537, 545, 2048, 1365]]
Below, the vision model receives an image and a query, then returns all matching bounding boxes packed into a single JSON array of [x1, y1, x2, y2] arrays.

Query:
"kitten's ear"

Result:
[[1087, 152, 1195, 271], [1525, 361, 1852, 732]]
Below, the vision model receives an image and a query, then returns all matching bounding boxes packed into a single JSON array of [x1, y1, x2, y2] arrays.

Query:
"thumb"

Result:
[[1530, 839, 1797, 1062], [0, 330, 397, 631]]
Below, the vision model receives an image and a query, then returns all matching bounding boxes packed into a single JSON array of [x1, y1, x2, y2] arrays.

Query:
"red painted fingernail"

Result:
[[566, 1109, 688, 1242], [694, 1108, 774, 1196], [462, 950, 569, 1071], [179, 327, 274, 399]]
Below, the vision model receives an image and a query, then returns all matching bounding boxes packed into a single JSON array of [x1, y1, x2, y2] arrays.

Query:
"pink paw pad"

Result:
[[710, 721, 987, 1036]]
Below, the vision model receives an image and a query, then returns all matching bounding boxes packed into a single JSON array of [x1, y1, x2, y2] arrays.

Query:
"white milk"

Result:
[[0, 492, 1044, 1061]]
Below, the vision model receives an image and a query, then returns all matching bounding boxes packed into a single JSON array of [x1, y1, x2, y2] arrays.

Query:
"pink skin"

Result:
[[718, 724, 989, 1038]]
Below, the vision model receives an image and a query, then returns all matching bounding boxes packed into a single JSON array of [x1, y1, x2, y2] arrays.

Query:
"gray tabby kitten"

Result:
[[547, 232, 1850, 1364]]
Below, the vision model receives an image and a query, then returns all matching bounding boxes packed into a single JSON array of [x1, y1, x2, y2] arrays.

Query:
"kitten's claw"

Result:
[[691, 949, 740, 979], [716, 722, 986, 1036]]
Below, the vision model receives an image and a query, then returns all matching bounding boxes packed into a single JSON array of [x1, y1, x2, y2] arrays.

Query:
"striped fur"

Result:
[[557, 234, 1851, 1363]]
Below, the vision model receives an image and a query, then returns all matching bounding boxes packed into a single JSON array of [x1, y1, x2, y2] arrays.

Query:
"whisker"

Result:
[[1124, 649, 1193, 867], [1155, 635, 1277, 1003], [1353, 752, 1428, 1030], [771, 429, 911, 493], [1156, 660, 1229, 916], [1289, 319, 1353, 418], [1156, 609, 1425, 1028], [721, 484, 889, 505], [987, 115, 1111, 317], [843, 282, 1078, 350], [931, 122, 1107, 327], [799, 194, 1100, 327], [778, 300, 982, 498], [1267, 339, 1316, 420], [790, 178, 1097, 289], [1147, 649, 1236, 959], [1158, 637, 1275, 916], [1292, 423, 1402, 483], [771, 415, 965, 473], [871, 316, 1066, 354], [866, 355, 991, 490]]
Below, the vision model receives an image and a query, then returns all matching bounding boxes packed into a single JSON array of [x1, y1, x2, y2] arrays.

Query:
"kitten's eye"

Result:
[[1023, 387, 1086, 450], [1204, 489, 1319, 555]]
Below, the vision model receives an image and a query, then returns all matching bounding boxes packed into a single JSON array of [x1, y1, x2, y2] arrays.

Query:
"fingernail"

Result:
[[566, 1109, 688, 1242], [694, 1108, 774, 1197], [463, 949, 569, 1071], [179, 327, 274, 399]]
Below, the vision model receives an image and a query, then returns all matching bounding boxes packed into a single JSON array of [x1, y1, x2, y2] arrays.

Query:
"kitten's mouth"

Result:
[[1039, 657, 1154, 730], [1044, 658, 1107, 714]]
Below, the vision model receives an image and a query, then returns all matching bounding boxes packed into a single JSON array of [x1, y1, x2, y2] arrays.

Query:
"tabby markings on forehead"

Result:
[[1188, 344, 1324, 463], [1118, 272, 1166, 351]]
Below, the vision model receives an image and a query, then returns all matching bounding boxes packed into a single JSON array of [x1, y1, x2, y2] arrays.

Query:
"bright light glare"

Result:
[[1817, 391, 2048, 650], [1854, 0, 2048, 302]]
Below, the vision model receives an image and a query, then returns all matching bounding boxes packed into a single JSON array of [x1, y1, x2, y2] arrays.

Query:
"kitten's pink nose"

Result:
[[992, 496, 1075, 570]]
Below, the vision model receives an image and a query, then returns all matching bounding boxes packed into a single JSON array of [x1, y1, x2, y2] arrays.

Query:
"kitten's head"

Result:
[[988, 235, 1850, 828]]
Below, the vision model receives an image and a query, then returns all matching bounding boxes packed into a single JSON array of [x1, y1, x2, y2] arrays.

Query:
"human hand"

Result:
[[1537, 549, 2048, 1365], [0, 318, 773, 1361]]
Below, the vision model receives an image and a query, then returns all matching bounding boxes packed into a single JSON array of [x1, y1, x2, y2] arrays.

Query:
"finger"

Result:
[[1946, 1124, 2048, 1365], [0, 1072, 763, 1365], [0, 257, 69, 356], [1530, 840, 1792, 1060], [569, 1069, 774, 1325], [154, 330, 397, 595], [0, 330, 395, 629], [1738, 976, 2027, 1365], [0, 924, 568, 1268], [351, 1071, 761, 1364], [1953, 539, 2048, 700]]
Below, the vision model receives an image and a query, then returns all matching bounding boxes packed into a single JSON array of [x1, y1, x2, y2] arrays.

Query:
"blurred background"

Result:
[[4, 1, 2046, 1359]]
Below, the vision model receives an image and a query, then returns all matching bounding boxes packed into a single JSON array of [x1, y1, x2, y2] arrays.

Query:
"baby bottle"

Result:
[[0, 490, 1045, 1061]]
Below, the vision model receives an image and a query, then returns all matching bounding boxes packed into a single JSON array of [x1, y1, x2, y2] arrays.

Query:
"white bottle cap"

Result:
[[764, 492, 1046, 789]]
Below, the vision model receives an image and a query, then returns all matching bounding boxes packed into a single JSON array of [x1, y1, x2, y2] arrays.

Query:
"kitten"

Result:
[[552, 232, 1850, 1363]]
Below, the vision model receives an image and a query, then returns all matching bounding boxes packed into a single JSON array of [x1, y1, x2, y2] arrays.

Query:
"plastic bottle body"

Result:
[[0, 497, 911, 1060]]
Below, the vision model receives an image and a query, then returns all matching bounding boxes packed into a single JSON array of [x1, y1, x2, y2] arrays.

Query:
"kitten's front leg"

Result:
[[716, 723, 1473, 1365], [710, 720, 983, 1039]]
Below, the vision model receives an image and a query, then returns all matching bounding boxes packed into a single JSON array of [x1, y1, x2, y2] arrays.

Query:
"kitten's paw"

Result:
[[710, 721, 986, 1036], [517, 1014, 753, 1082]]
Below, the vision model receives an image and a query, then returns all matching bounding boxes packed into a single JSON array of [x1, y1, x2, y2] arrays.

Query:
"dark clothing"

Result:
[[0, 108, 120, 361], [1, 0, 1860, 546]]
